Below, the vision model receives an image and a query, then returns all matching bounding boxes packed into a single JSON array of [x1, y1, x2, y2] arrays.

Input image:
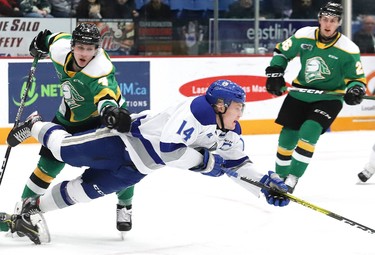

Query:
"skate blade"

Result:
[[30, 213, 51, 244], [120, 231, 128, 241]]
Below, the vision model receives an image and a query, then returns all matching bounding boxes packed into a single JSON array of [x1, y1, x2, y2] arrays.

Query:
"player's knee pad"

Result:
[[37, 156, 65, 178], [299, 120, 323, 145], [279, 127, 299, 149]]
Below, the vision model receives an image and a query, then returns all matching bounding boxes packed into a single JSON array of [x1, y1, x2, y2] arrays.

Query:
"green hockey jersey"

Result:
[[270, 26, 367, 102], [47, 33, 125, 126]]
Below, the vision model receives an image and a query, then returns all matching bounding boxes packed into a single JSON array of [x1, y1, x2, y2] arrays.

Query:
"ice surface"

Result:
[[1, 131, 375, 255]]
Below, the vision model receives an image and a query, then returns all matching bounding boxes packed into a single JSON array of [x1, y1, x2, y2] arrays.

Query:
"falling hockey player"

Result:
[[3, 79, 290, 244]]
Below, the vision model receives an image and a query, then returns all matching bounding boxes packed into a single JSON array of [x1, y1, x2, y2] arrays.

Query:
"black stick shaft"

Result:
[[0, 57, 39, 186]]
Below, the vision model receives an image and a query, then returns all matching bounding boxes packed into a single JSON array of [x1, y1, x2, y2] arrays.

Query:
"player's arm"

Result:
[[29, 30, 62, 59], [343, 55, 367, 105], [265, 33, 301, 96], [94, 75, 131, 133], [220, 131, 289, 206]]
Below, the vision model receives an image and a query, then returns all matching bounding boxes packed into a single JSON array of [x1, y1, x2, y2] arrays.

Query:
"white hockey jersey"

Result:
[[121, 95, 264, 196]]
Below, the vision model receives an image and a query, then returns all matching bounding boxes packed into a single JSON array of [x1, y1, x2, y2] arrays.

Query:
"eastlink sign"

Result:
[[209, 19, 319, 54]]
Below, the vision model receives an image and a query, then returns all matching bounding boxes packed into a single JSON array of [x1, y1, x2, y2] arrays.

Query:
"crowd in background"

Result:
[[0, 0, 374, 54]]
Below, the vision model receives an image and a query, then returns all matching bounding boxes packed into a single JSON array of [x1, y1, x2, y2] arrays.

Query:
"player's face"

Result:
[[319, 15, 340, 38], [221, 101, 244, 130], [72, 43, 97, 68]]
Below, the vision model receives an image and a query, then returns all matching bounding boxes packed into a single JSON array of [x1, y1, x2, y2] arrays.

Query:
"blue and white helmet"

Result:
[[205, 79, 246, 107]]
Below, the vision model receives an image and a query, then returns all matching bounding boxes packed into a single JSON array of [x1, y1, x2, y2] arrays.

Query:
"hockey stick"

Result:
[[0, 56, 39, 186], [227, 170, 375, 235], [286, 87, 375, 100]]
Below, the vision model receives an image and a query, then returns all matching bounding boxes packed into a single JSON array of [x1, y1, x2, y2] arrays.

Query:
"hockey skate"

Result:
[[7, 111, 42, 147], [0, 211, 50, 245], [13, 212, 50, 244], [12, 200, 26, 237], [284, 174, 298, 193], [16, 197, 50, 244], [358, 164, 375, 182], [117, 204, 132, 239]]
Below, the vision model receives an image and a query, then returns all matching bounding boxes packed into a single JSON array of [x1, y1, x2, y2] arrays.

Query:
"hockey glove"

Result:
[[189, 148, 226, 177], [259, 171, 290, 207], [344, 85, 366, 105], [265, 66, 285, 96], [101, 106, 132, 133], [7, 111, 43, 147], [29, 29, 52, 59]]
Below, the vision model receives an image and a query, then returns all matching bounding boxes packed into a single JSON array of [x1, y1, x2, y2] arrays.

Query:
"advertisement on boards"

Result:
[[179, 75, 291, 102], [8, 61, 150, 123], [0, 18, 75, 57], [0, 17, 139, 57], [209, 19, 320, 54]]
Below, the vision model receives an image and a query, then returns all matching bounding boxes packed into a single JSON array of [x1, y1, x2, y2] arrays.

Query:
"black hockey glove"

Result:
[[344, 85, 366, 105], [101, 106, 132, 133], [265, 66, 285, 96], [29, 29, 52, 59]]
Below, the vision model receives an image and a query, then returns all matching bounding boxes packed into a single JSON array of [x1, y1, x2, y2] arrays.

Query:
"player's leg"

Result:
[[14, 160, 145, 244], [274, 95, 305, 184], [38, 166, 145, 213], [275, 127, 299, 178], [116, 185, 134, 231], [21, 115, 102, 199], [358, 143, 375, 182], [10, 155, 63, 237], [22, 122, 145, 211], [21, 154, 65, 200], [286, 120, 322, 192], [285, 99, 342, 192], [11, 164, 144, 244]]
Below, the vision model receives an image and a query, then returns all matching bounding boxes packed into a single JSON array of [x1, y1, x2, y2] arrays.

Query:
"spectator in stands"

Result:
[[0, 0, 23, 17], [225, 0, 255, 19], [19, 0, 54, 17], [50, 0, 71, 17], [271, 0, 292, 18], [138, 0, 172, 21], [70, 0, 80, 17], [75, 0, 105, 18], [290, 0, 319, 19], [353, 15, 375, 53], [105, 0, 139, 19]]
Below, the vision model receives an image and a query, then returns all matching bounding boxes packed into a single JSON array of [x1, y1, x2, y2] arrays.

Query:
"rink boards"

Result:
[[0, 56, 374, 144]]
